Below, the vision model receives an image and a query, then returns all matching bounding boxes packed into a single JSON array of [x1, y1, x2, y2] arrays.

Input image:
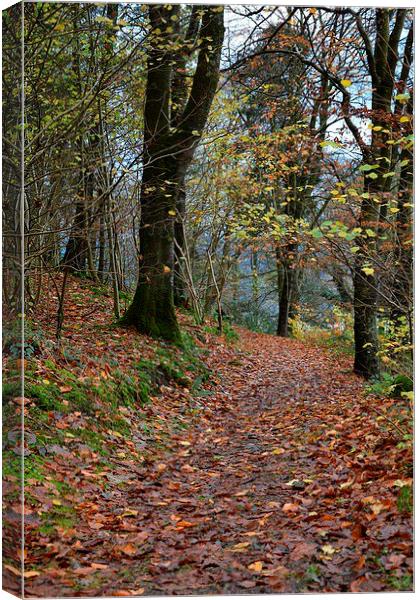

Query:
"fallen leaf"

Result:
[[282, 502, 299, 513], [238, 580, 256, 589], [248, 561, 264, 573], [5, 565, 21, 576], [290, 542, 317, 561], [121, 509, 138, 518], [91, 562, 108, 570], [321, 544, 337, 556], [119, 543, 138, 557], [230, 542, 251, 552], [24, 571, 41, 578]]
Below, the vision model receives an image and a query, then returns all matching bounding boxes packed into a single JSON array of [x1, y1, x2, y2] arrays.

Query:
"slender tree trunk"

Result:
[[277, 257, 297, 337], [98, 210, 105, 282], [173, 185, 187, 307], [62, 200, 89, 272], [353, 8, 406, 378]]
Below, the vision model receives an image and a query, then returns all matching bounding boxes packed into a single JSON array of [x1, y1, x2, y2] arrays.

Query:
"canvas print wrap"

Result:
[[2, 2, 413, 596]]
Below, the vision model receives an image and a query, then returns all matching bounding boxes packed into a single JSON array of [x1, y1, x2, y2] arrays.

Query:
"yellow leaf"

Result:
[[230, 542, 251, 552], [321, 544, 336, 556], [272, 447, 285, 455], [340, 79, 352, 88], [52, 499, 62, 506], [400, 116, 410, 123], [168, 209, 176, 216], [361, 266, 374, 276], [248, 561, 264, 572], [121, 509, 138, 517], [163, 265, 171, 273]]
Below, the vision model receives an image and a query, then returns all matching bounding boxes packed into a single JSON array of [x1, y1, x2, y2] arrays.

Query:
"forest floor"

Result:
[[3, 276, 413, 596]]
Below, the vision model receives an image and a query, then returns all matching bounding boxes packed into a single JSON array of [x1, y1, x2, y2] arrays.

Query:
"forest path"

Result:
[[26, 331, 412, 596]]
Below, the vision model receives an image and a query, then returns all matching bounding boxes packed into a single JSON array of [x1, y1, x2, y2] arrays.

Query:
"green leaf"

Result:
[[311, 228, 323, 239], [320, 140, 342, 149], [359, 163, 380, 172]]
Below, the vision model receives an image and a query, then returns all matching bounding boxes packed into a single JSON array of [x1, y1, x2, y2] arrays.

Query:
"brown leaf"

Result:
[[352, 523, 366, 541], [91, 563, 108, 570], [5, 565, 21, 576], [11, 503, 33, 515], [119, 543, 138, 557], [238, 580, 257, 589], [290, 542, 317, 561], [282, 502, 299, 513], [175, 520, 196, 529]]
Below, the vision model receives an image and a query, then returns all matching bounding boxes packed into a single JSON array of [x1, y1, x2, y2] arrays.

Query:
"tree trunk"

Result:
[[123, 157, 180, 340], [61, 201, 89, 272], [98, 210, 105, 282], [173, 181, 188, 307], [277, 261, 297, 337], [352, 8, 406, 378], [124, 4, 224, 340]]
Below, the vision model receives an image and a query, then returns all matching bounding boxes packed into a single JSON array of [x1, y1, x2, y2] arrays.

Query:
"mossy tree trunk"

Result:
[[124, 4, 224, 340], [353, 9, 406, 378]]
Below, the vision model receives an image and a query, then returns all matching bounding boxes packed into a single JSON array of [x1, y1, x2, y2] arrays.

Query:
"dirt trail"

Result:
[[25, 331, 412, 596]]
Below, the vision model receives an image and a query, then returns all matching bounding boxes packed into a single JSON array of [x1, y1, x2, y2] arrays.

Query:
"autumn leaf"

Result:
[[290, 542, 317, 561], [120, 508, 138, 517], [230, 541, 251, 552], [24, 571, 41, 578], [118, 543, 138, 557], [248, 561, 264, 573], [282, 502, 300, 513]]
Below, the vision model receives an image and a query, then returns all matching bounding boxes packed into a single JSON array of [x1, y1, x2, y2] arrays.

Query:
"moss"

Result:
[[2, 381, 21, 401], [39, 502, 77, 534], [25, 381, 63, 411], [121, 280, 182, 343], [72, 428, 108, 455], [3, 451, 47, 481], [158, 359, 192, 388], [387, 574, 413, 591], [67, 386, 97, 415]]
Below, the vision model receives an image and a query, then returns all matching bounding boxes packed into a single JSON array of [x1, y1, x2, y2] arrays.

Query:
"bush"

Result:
[[366, 372, 413, 399]]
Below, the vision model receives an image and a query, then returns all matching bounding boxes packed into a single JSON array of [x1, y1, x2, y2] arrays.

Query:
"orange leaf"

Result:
[[176, 520, 195, 529], [282, 502, 299, 513], [119, 543, 137, 556], [248, 561, 264, 572]]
